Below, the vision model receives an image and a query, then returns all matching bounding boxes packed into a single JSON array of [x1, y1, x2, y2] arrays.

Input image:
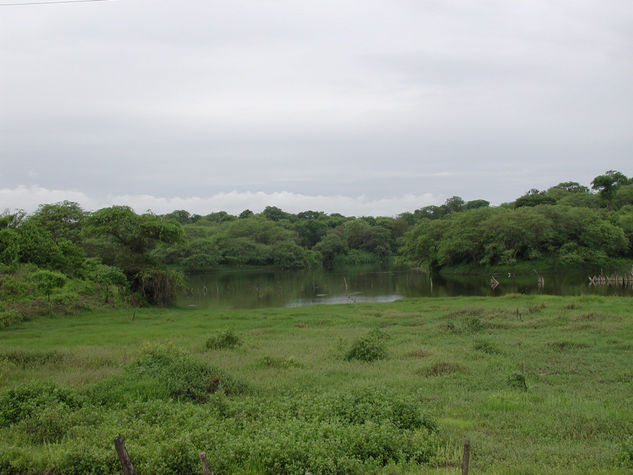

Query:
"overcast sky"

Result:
[[1, 0, 632, 216]]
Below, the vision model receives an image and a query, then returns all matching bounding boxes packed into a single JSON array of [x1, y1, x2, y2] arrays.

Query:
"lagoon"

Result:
[[179, 267, 633, 309]]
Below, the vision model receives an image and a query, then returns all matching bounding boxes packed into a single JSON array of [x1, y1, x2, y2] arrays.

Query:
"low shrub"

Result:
[[205, 330, 240, 350], [345, 329, 387, 362], [131, 345, 247, 401], [507, 372, 528, 392], [0, 382, 83, 427], [473, 340, 501, 355]]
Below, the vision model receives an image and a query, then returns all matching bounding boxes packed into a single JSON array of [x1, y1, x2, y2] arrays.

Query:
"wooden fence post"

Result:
[[200, 452, 214, 475], [114, 435, 137, 475], [462, 439, 471, 475]]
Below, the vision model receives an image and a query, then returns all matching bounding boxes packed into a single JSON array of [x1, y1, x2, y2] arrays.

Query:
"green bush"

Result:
[[205, 330, 240, 350], [0, 382, 83, 427], [130, 345, 247, 401], [345, 329, 387, 362], [18, 402, 75, 444]]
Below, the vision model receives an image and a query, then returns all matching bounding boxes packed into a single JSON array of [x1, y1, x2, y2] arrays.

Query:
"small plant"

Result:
[[32, 270, 66, 303], [465, 317, 484, 332], [446, 317, 483, 334], [473, 340, 501, 355], [258, 356, 303, 369], [619, 435, 633, 467], [548, 341, 590, 351], [345, 329, 387, 362], [507, 372, 528, 392], [527, 303, 546, 314], [421, 361, 465, 377], [206, 330, 240, 350]]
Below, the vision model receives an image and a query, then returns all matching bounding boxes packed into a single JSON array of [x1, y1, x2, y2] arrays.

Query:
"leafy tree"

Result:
[[463, 199, 490, 211], [87, 261, 128, 303], [32, 270, 66, 302], [83, 206, 183, 304], [262, 206, 291, 222], [0, 228, 20, 265], [591, 170, 630, 203], [163, 210, 201, 225], [444, 196, 465, 214], [84, 206, 182, 270], [203, 211, 235, 224], [549, 181, 590, 194], [313, 231, 348, 269], [612, 184, 633, 210], [514, 189, 556, 208], [29, 201, 86, 243]]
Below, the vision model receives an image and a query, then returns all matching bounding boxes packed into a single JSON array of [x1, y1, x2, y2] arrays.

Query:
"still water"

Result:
[[179, 268, 633, 309]]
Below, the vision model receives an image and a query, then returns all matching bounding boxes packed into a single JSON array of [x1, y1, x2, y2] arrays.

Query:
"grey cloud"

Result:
[[1, 0, 632, 214]]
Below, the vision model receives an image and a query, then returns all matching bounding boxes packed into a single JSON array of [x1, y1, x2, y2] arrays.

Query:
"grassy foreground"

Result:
[[1, 295, 632, 474]]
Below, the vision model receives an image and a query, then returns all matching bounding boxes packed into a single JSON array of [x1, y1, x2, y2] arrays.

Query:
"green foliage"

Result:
[[620, 435, 633, 467], [345, 329, 388, 362], [129, 344, 247, 401], [401, 196, 633, 270], [29, 201, 86, 243], [32, 269, 66, 302], [473, 340, 501, 355], [135, 268, 184, 306], [83, 206, 183, 284], [205, 330, 240, 350], [507, 372, 528, 392], [86, 261, 127, 303], [591, 170, 630, 202], [0, 382, 83, 427]]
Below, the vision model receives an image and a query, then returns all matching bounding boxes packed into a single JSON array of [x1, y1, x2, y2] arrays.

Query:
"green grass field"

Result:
[[1, 295, 632, 474]]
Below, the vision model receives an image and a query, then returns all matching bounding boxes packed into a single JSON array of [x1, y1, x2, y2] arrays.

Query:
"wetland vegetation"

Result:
[[1, 295, 633, 473]]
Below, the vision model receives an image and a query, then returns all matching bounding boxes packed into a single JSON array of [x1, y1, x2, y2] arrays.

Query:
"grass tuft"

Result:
[[205, 330, 241, 350]]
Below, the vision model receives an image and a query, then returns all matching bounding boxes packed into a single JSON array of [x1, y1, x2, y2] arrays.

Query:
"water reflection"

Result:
[[179, 268, 633, 309]]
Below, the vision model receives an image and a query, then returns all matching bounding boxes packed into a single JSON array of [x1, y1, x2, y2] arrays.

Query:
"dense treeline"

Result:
[[0, 203, 183, 326], [154, 208, 406, 271], [402, 170, 633, 270], [1, 170, 632, 322]]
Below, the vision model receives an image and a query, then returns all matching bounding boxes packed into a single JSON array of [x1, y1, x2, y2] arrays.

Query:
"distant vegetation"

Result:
[[1, 170, 633, 323]]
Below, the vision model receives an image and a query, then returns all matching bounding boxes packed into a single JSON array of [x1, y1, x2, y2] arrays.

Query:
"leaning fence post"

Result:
[[462, 439, 471, 475], [200, 452, 214, 475], [114, 435, 137, 475]]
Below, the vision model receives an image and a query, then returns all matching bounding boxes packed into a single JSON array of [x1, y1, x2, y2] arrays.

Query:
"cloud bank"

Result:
[[0, 186, 436, 217]]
